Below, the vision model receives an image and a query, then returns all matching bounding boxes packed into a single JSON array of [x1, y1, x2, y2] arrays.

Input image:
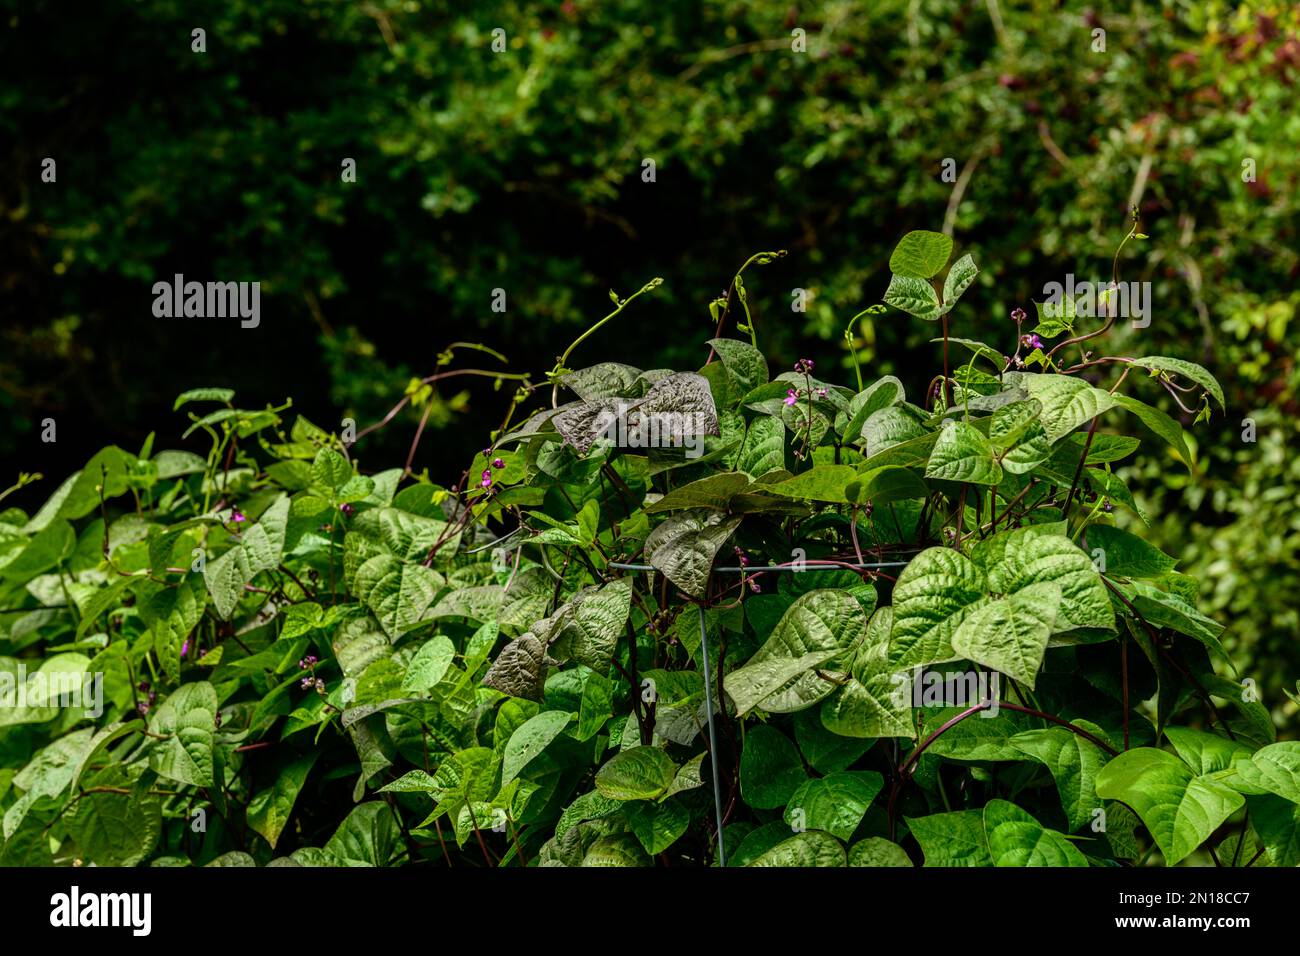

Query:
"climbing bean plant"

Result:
[[0, 230, 1294, 868]]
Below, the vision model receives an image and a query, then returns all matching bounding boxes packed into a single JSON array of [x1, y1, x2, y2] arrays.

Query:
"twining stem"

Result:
[[842, 305, 884, 391], [886, 699, 1119, 839], [550, 278, 663, 407], [1046, 209, 1140, 362], [1062, 417, 1100, 524]]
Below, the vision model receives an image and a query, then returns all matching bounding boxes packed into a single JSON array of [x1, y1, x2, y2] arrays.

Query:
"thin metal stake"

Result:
[[697, 603, 727, 867], [605, 558, 910, 869]]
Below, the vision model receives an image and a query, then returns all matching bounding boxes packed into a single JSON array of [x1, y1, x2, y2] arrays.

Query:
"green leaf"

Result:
[[707, 338, 769, 395], [482, 633, 548, 701], [70, 720, 146, 791], [352, 554, 441, 639], [645, 472, 751, 512], [844, 465, 929, 505], [401, 636, 457, 693], [890, 548, 990, 670], [748, 830, 846, 867], [1234, 742, 1300, 804], [1084, 525, 1177, 578], [142, 574, 205, 683], [768, 464, 859, 503], [582, 833, 651, 867], [906, 810, 992, 866], [739, 725, 808, 809], [310, 448, 354, 493], [644, 509, 742, 598], [595, 746, 678, 801], [889, 230, 953, 279], [1130, 357, 1225, 410], [923, 706, 1038, 762], [324, 801, 400, 866], [173, 387, 235, 410], [0, 654, 93, 727], [950, 581, 1061, 688], [783, 771, 884, 841], [1003, 373, 1115, 443], [560, 362, 642, 401], [985, 532, 1115, 632], [988, 399, 1042, 452], [822, 607, 915, 739], [1249, 793, 1300, 867], [820, 675, 915, 740], [550, 579, 632, 671], [733, 415, 786, 477], [3, 519, 75, 583], [4, 729, 95, 838], [725, 649, 842, 716], [925, 421, 1002, 485], [624, 799, 690, 855], [983, 800, 1089, 866], [247, 753, 318, 850], [1032, 297, 1078, 338], [941, 337, 1006, 367], [793, 708, 875, 772], [1095, 747, 1244, 865], [577, 671, 614, 741], [942, 253, 979, 307], [69, 767, 161, 867], [1130, 584, 1227, 661], [502, 711, 573, 785], [861, 404, 930, 456], [734, 589, 868, 713], [1112, 393, 1194, 470], [847, 837, 913, 867], [1165, 727, 1254, 776], [884, 274, 942, 320], [1010, 722, 1112, 830], [203, 545, 249, 620], [841, 376, 906, 445], [147, 682, 218, 788]]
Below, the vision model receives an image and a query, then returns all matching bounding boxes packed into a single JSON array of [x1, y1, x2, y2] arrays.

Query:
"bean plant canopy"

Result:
[[0, 230, 1293, 869]]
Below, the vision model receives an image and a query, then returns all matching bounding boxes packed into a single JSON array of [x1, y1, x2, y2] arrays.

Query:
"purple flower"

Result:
[[793, 358, 815, 375], [340, 502, 355, 517], [480, 469, 493, 489], [748, 578, 761, 593], [733, 546, 749, 567], [1020, 333, 1043, 351], [180, 638, 191, 659], [492, 457, 505, 469], [137, 701, 151, 716], [1102, 500, 1115, 513], [231, 508, 247, 523], [816, 387, 828, 398], [300, 676, 316, 690], [298, 655, 318, 670], [1010, 307, 1027, 324], [784, 389, 799, 407]]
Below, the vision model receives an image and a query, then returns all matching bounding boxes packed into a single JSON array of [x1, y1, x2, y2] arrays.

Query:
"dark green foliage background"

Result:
[[3, 0, 1298, 691]]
